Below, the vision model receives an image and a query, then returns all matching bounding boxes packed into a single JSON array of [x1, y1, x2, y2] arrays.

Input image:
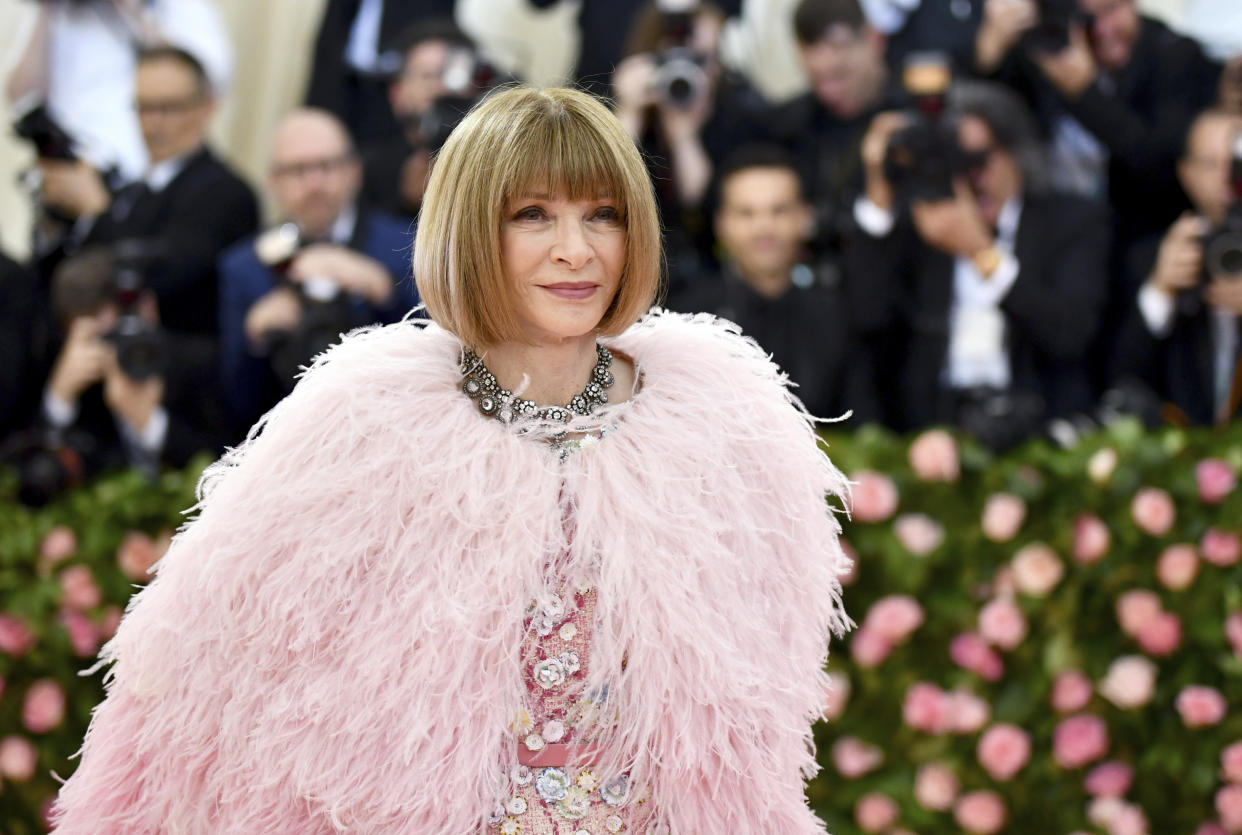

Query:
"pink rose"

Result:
[[909, 429, 960, 482], [1221, 740, 1242, 783], [61, 609, 100, 658], [950, 631, 1004, 681], [1085, 761, 1134, 797], [1053, 714, 1109, 768], [978, 597, 1027, 650], [0, 736, 37, 781], [1135, 611, 1181, 656], [39, 525, 77, 565], [59, 564, 101, 611], [914, 762, 959, 811], [1227, 612, 1242, 657], [981, 493, 1026, 542], [850, 626, 893, 668], [22, 679, 66, 734], [99, 605, 123, 640], [1099, 655, 1157, 710], [1131, 487, 1176, 536], [1217, 785, 1242, 832], [1177, 685, 1227, 728], [903, 682, 950, 733], [851, 471, 899, 523], [1108, 803, 1150, 835], [894, 513, 945, 556], [1088, 447, 1119, 485], [1116, 590, 1162, 637], [1156, 544, 1199, 591], [117, 531, 161, 581], [977, 723, 1031, 781], [839, 538, 859, 586], [1052, 669, 1094, 713], [864, 594, 925, 644], [832, 736, 883, 779], [1197, 458, 1238, 504], [1073, 514, 1112, 564], [0, 615, 35, 656], [855, 792, 899, 833], [1202, 528, 1242, 567], [1011, 543, 1064, 596], [946, 688, 992, 734], [954, 790, 1007, 834], [822, 671, 851, 722], [1196, 824, 1228, 835]]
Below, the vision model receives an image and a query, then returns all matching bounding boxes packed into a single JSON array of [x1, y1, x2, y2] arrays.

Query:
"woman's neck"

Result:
[[479, 333, 601, 407]]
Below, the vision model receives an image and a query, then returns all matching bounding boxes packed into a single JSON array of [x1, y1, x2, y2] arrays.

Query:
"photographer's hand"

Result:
[[244, 286, 302, 348], [288, 245, 395, 306], [39, 160, 111, 218], [976, 0, 1038, 74], [1032, 25, 1097, 99], [860, 111, 908, 213], [1148, 212, 1207, 297], [48, 318, 109, 408], [910, 180, 994, 259], [612, 55, 659, 141], [1221, 56, 1242, 116], [102, 348, 165, 434], [1206, 278, 1242, 315]]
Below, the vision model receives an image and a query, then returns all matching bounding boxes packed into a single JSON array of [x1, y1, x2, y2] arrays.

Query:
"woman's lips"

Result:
[[540, 283, 599, 300]]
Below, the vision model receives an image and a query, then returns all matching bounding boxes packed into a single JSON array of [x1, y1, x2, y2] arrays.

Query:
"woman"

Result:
[[51, 86, 851, 834]]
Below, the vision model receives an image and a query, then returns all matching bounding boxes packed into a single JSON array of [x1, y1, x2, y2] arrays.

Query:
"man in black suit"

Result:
[[845, 80, 1109, 444], [669, 145, 877, 423], [1113, 109, 1242, 426], [35, 46, 259, 335]]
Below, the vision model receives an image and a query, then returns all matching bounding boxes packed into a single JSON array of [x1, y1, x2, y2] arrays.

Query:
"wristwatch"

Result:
[[971, 245, 1004, 279]]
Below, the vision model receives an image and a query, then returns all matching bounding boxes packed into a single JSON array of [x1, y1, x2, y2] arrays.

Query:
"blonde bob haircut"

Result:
[[413, 85, 662, 348]]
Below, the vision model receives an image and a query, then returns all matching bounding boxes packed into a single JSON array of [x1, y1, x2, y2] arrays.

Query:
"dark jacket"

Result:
[[845, 192, 1110, 430]]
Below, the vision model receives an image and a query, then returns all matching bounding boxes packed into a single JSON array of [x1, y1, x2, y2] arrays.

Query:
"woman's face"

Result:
[[499, 193, 627, 346]]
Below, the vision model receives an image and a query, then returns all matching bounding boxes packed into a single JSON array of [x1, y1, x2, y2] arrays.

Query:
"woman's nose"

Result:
[[550, 219, 594, 269]]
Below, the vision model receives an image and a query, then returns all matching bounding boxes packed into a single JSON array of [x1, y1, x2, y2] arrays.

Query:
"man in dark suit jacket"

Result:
[[0, 253, 50, 444], [1112, 109, 1242, 426], [34, 46, 259, 335], [219, 108, 418, 430], [845, 81, 1109, 443]]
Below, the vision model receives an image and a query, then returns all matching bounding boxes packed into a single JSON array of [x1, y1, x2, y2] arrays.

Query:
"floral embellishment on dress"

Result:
[[510, 709, 533, 733], [557, 787, 592, 820], [543, 720, 566, 743], [559, 622, 578, 641], [541, 595, 565, 620], [488, 805, 506, 826], [600, 774, 630, 807], [523, 733, 545, 752], [534, 616, 556, 637], [535, 767, 571, 803], [507, 796, 529, 815], [605, 814, 625, 832], [559, 650, 582, 675], [499, 817, 521, 834], [534, 657, 566, 689], [576, 770, 599, 791], [511, 765, 533, 786]]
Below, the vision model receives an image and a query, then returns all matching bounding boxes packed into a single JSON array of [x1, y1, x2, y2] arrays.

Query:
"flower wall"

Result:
[[1, 422, 1241, 833], [807, 421, 1242, 835]]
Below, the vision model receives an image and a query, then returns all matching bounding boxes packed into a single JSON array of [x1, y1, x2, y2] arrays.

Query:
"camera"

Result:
[[1204, 130, 1242, 282], [883, 53, 963, 203], [417, 47, 501, 152], [1024, 0, 1092, 53], [103, 240, 166, 381], [0, 428, 90, 508], [652, 0, 709, 109], [253, 223, 358, 387], [13, 98, 77, 161]]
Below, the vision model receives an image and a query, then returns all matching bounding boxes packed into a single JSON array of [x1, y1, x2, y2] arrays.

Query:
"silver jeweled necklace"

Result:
[[460, 342, 615, 427]]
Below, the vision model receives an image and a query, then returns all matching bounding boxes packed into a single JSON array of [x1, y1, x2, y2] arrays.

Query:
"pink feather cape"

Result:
[[51, 310, 853, 833]]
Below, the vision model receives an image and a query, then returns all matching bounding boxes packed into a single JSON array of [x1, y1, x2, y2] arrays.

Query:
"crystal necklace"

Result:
[[460, 343, 615, 427]]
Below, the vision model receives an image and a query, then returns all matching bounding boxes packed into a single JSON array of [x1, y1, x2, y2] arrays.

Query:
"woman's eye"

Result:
[[592, 206, 621, 223], [514, 206, 546, 221]]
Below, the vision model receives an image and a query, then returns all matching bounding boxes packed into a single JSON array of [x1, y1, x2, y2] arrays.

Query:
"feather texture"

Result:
[[51, 310, 852, 834]]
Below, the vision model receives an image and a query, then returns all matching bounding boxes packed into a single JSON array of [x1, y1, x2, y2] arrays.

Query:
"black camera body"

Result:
[[652, 1, 709, 110], [417, 47, 501, 153], [1204, 132, 1242, 283], [13, 100, 77, 161], [883, 53, 963, 203], [104, 240, 166, 381], [1024, 0, 1092, 53]]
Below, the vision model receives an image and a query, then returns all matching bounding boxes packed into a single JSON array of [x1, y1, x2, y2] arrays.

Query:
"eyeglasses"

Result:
[[962, 146, 997, 172], [270, 154, 356, 180], [134, 96, 206, 117]]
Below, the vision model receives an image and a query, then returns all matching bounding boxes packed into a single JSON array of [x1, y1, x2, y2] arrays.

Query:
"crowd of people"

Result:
[[1, 0, 1241, 506]]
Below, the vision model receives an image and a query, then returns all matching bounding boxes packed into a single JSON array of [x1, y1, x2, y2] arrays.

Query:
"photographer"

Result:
[[34, 46, 259, 335], [670, 145, 877, 422], [34, 247, 233, 483], [6, 0, 232, 183], [845, 80, 1109, 443], [218, 109, 418, 428], [360, 20, 480, 220], [611, 0, 768, 268], [1114, 109, 1242, 425], [973, 0, 1220, 248]]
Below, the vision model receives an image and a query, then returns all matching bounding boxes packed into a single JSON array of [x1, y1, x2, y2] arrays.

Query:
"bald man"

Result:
[[217, 108, 419, 428]]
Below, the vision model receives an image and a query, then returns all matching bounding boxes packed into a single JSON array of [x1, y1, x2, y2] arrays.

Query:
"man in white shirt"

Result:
[[845, 80, 1109, 443], [1117, 108, 1242, 425]]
